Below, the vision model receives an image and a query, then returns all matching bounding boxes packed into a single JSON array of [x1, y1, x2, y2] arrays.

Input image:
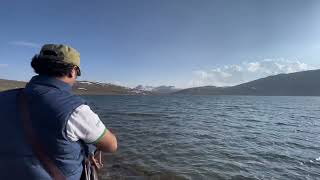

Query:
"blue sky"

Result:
[[0, 0, 320, 88]]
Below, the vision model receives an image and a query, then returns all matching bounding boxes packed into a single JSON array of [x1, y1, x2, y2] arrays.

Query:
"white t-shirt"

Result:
[[66, 104, 107, 143]]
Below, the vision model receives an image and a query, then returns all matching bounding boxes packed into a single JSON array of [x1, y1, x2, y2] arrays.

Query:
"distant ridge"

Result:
[[133, 85, 180, 94], [2, 69, 320, 96], [0, 79, 151, 95], [73, 81, 152, 95], [175, 69, 320, 96], [0, 79, 26, 91]]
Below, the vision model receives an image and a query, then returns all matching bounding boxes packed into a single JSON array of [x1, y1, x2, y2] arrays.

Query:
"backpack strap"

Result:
[[18, 89, 66, 180]]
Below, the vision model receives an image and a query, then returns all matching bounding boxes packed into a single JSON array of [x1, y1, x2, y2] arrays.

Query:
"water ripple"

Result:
[[83, 95, 320, 180]]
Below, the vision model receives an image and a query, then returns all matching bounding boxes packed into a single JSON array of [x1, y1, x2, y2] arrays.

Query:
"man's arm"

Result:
[[94, 130, 117, 153], [66, 104, 118, 153]]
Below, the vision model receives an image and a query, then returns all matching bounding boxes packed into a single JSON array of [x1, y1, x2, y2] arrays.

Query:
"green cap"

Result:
[[38, 44, 80, 67]]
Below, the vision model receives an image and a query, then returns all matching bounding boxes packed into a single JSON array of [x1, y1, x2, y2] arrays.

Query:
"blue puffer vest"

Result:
[[0, 75, 92, 180]]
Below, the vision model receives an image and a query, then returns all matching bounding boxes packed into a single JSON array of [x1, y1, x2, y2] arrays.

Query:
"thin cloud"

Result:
[[9, 41, 40, 48], [0, 64, 8, 68], [189, 59, 320, 87]]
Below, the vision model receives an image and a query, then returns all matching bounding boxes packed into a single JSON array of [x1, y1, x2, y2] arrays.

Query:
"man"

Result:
[[0, 44, 117, 179]]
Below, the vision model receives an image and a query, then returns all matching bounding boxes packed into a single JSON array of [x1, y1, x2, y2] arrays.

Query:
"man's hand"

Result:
[[90, 151, 103, 170]]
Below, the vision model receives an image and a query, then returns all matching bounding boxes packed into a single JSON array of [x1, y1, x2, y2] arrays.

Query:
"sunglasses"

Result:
[[75, 66, 81, 76]]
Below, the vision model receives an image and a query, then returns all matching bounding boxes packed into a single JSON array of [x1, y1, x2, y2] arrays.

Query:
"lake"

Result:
[[83, 95, 320, 180]]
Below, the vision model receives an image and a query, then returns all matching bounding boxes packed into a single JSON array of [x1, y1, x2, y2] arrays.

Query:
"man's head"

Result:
[[31, 44, 81, 85]]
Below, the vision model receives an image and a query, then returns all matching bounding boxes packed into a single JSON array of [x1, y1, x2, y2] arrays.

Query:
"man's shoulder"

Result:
[[69, 94, 87, 105], [0, 89, 23, 111], [0, 88, 22, 94], [27, 87, 87, 111], [40, 88, 86, 103], [0, 88, 22, 99], [52, 91, 87, 107]]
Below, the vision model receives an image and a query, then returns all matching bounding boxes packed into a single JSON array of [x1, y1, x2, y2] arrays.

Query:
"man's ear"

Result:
[[68, 68, 77, 78]]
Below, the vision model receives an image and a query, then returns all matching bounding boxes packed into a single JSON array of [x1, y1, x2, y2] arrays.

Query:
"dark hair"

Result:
[[31, 55, 75, 78]]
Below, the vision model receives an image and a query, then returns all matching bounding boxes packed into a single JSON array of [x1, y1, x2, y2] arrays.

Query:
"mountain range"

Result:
[[175, 69, 320, 96], [0, 79, 151, 95], [133, 85, 181, 94], [1, 69, 320, 96]]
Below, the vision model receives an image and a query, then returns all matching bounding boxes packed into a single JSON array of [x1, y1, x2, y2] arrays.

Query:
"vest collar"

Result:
[[27, 75, 72, 92]]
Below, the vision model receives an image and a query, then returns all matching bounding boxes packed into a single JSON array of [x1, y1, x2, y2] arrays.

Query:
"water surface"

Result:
[[83, 95, 320, 180]]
